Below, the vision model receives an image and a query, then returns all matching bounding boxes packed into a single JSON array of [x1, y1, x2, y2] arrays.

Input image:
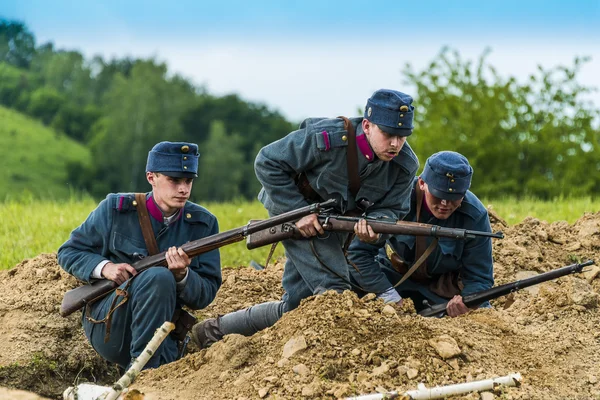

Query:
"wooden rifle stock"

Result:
[[246, 214, 504, 250], [60, 199, 337, 317], [418, 260, 594, 318]]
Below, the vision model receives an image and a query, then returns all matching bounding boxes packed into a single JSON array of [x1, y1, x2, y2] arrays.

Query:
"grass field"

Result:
[[0, 197, 598, 271]]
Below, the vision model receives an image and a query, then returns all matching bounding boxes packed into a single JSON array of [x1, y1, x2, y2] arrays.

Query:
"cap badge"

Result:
[[400, 105, 409, 112], [446, 172, 454, 178], [181, 145, 189, 153], [367, 107, 372, 117]]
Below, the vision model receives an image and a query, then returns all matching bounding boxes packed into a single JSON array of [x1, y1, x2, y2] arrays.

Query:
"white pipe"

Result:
[[345, 373, 522, 400], [63, 321, 175, 400]]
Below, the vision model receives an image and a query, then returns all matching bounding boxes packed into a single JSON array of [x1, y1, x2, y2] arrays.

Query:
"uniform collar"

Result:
[[356, 123, 375, 161], [147, 194, 182, 224]]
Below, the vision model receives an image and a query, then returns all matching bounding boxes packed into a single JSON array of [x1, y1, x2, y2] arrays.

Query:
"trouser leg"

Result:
[[83, 268, 179, 369]]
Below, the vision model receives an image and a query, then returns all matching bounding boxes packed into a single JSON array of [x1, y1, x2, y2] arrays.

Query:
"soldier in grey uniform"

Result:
[[348, 151, 494, 317], [191, 89, 420, 348], [58, 142, 221, 370]]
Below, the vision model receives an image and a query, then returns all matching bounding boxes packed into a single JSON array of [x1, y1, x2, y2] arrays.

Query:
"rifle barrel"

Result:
[[418, 260, 594, 318]]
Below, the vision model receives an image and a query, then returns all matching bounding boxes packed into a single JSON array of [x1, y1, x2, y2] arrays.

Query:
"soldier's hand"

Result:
[[166, 246, 191, 282], [446, 295, 471, 317], [296, 214, 324, 238], [102, 262, 137, 285], [354, 219, 380, 243]]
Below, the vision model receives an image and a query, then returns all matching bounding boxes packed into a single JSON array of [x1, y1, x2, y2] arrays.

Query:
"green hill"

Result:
[[0, 105, 90, 200]]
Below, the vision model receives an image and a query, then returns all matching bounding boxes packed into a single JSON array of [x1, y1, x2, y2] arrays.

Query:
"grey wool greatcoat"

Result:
[[255, 116, 419, 308]]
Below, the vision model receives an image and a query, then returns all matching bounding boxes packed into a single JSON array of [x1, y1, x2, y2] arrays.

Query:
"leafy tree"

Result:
[[180, 93, 294, 198], [403, 47, 600, 198], [51, 103, 101, 142], [27, 86, 65, 125], [83, 59, 195, 195], [0, 20, 35, 68], [192, 121, 245, 201], [0, 62, 32, 108]]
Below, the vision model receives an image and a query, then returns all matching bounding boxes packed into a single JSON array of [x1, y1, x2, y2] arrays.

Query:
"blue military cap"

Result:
[[421, 151, 473, 200], [364, 89, 415, 136], [146, 141, 199, 178]]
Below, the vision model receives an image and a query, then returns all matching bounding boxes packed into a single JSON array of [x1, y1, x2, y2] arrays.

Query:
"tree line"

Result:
[[1, 19, 599, 201]]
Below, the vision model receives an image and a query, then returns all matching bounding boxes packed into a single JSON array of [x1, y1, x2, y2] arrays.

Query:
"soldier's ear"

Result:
[[146, 171, 156, 186], [362, 119, 371, 136]]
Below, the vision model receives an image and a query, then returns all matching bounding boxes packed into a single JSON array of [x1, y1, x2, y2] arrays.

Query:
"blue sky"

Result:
[[2, 0, 599, 121]]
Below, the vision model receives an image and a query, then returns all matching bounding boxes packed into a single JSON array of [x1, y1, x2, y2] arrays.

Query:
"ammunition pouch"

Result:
[[429, 270, 464, 299], [294, 172, 323, 203], [389, 252, 463, 299], [389, 252, 430, 283]]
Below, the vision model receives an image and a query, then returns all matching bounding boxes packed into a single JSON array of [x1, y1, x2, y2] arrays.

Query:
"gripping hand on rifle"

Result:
[[296, 214, 325, 237], [165, 246, 191, 282], [446, 295, 471, 317], [354, 218, 381, 244], [101, 262, 138, 285]]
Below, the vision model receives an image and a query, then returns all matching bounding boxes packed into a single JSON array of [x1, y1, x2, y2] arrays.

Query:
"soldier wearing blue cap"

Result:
[[348, 151, 494, 317], [191, 89, 419, 348], [58, 141, 221, 370]]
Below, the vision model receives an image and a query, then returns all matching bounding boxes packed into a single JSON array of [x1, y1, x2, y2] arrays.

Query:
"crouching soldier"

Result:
[[348, 151, 494, 316], [58, 141, 222, 370]]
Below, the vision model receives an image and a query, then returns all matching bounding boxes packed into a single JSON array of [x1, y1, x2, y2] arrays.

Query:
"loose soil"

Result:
[[1, 211, 599, 399]]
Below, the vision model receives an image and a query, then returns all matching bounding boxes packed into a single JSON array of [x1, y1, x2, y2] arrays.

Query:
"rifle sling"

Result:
[[393, 184, 438, 288], [135, 193, 160, 256], [338, 116, 360, 198]]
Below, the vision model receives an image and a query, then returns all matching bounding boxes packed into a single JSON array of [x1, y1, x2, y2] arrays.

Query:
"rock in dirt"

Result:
[[428, 334, 462, 359]]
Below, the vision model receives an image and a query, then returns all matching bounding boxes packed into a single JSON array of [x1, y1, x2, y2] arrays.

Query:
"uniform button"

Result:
[[342, 135, 347, 141], [400, 105, 409, 112], [132, 200, 138, 206], [184, 166, 188, 169], [186, 213, 192, 219], [181, 145, 189, 153], [400, 114, 404, 118], [398, 123, 403, 126], [183, 156, 187, 160], [449, 188, 453, 192], [451, 179, 455, 183]]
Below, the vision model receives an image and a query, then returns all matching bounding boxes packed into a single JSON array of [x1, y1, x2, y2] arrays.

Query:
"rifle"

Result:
[[246, 214, 504, 250], [60, 199, 337, 317], [418, 260, 595, 318]]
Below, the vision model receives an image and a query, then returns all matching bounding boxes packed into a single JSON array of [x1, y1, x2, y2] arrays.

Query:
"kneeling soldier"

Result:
[[58, 141, 222, 369]]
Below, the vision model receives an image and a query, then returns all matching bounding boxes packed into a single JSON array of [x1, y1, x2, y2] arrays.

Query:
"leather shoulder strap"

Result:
[[338, 116, 360, 197], [393, 184, 436, 287], [135, 193, 159, 256]]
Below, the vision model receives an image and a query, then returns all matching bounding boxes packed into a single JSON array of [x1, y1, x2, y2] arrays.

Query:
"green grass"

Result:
[[0, 197, 281, 270], [0, 105, 91, 200], [482, 196, 599, 225], [1, 197, 598, 271]]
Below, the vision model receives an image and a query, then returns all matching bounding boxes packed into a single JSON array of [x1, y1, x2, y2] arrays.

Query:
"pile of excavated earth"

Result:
[[0, 210, 598, 399]]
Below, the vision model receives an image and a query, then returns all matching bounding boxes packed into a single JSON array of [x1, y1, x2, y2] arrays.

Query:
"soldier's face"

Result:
[[418, 178, 463, 220], [147, 172, 194, 215], [363, 120, 406, 161]]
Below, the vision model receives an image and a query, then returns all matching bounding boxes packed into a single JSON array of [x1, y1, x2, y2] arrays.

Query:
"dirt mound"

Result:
[[1, 212, 599, 399], [0, 254, 117, 398]]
